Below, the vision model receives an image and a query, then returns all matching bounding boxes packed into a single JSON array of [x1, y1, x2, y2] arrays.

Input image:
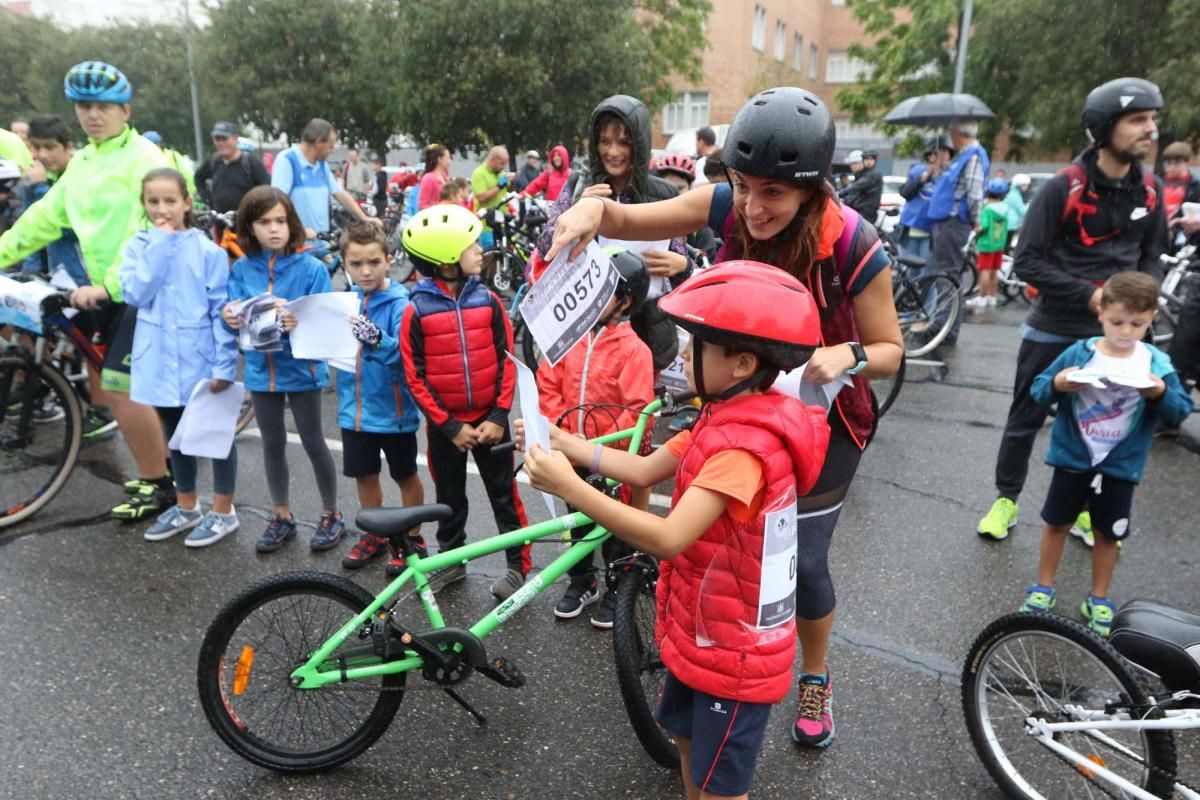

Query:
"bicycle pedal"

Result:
[[478, 656, 526, 689]]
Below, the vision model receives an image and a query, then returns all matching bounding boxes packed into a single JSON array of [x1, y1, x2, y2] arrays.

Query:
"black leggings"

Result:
[[794, 421, 863, 621]]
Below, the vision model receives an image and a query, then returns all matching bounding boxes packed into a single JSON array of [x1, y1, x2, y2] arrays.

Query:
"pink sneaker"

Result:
[[791, 670, 836, 748]]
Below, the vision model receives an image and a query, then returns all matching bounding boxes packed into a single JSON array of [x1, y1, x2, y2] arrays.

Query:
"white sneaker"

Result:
[[965, 296, 986, 308], [185, 507, 239, 548], [985, 295, 998, 307]]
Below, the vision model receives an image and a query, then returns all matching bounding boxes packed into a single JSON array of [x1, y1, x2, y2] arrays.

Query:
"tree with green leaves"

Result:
[[835, 0, 1190, 159], [390, 0, 709, 155], [201, 0, 406, 155]]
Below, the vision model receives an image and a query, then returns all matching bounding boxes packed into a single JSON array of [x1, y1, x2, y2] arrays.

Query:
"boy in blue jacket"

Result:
[[1020, 271, 1193, 636], [335, 224, 427, 574]]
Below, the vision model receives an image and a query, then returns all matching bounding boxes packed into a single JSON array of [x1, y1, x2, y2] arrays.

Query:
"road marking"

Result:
[[239, 428, 673, 509]]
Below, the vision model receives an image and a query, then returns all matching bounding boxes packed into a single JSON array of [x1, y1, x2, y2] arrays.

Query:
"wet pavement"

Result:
[[3, 302, 1199, 799]]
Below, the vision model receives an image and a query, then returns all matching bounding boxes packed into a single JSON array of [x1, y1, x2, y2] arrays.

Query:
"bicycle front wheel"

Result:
[[0, 357, 83, 529], [613, 565, 678, 769], [962, 612, 1176, 800], [197, 571, 405, 773], [897, 273, 960, 357]]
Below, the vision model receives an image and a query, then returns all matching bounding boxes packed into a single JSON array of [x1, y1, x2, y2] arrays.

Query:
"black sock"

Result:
[[152, 475, 175, 492]]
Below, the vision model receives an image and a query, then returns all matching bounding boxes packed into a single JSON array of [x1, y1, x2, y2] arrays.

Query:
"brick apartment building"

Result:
[[652, 0, 890, 162]]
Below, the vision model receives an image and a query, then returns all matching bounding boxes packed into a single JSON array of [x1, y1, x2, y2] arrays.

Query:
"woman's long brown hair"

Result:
[[730, 181, 835, 284]]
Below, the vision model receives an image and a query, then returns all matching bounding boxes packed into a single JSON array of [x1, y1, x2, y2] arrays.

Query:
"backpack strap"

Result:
[[834, 204, 860, 279]]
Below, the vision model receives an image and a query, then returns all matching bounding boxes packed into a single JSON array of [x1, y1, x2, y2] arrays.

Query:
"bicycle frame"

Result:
[[288, 398, 663, 691], [1024, 700, 1200, 800]]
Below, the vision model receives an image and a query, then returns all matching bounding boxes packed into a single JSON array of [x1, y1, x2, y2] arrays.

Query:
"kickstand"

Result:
[[443, 688, 488, 726]]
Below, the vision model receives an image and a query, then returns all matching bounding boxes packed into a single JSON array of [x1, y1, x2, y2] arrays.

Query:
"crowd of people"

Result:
[[2, 60, 1197, 799]]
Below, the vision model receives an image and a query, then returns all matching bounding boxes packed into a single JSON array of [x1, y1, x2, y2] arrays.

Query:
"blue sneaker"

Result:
[[186, 509, 239, 548], [144, 505, 202, 542], [256, 514, 296, 553], [1081, 595, 1117, 637], [1020, 583, 1057, 613], [310, 511, 346, 552]]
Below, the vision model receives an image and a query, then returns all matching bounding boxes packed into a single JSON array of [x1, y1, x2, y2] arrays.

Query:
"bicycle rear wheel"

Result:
[[391, 248, 416, 284], [612, 564, 678, 769], [897, 273, 960, 357], [962, 612, 1176, 800], [0, 357, 82, 529], [197, 570, 406, 773]]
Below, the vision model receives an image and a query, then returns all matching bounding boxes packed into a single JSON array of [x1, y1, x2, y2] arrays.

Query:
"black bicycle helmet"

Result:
[[1081, 77, 1163, 147], [723, 87, 836, 183], [604, 246, 650, 313]]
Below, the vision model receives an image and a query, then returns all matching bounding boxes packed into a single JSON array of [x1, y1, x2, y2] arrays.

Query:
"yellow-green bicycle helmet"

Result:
[[402, 204, 482, 275]]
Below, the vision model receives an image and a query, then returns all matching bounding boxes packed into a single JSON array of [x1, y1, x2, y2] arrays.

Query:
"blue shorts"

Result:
[[654, 671, 772, 796], [1041, 467, 1135, 541]]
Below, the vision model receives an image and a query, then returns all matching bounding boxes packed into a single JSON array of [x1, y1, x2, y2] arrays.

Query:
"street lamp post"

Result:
[[184, 0, 204, 160], [953, 0, 974, 94]]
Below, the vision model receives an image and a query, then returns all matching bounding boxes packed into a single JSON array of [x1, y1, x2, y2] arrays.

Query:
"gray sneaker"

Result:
[[186, 509, 239, 548], [144, 505, 203, 542], [426, 563, 468, 593], [490, 568, 526, 600]]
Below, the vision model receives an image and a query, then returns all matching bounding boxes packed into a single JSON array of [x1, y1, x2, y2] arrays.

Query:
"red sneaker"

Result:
[[341, 531, 386, 570]]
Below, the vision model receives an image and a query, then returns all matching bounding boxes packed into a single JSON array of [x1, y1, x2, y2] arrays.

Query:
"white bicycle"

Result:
[[963, 600, 1200, 799]]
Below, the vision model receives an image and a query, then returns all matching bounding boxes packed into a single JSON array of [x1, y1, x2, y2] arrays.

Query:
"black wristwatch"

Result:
[[846, 341, 868, 375]]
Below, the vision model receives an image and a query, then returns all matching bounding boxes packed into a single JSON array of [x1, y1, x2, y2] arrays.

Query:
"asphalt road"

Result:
[[3, 302, 1199, 800]]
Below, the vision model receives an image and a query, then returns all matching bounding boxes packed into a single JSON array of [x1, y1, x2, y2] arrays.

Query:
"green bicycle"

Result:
[[196, 392, 690, 773]]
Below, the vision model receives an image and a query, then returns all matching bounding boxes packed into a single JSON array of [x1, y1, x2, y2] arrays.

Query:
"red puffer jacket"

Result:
[[657, 391, 829, 703], [399, 276, 515, 437]]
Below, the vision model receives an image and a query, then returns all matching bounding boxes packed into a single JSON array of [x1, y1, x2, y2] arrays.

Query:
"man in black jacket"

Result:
[[976, 77, 1168, 541], [840, 149, 883, 225], [194, 121, 270, 214]]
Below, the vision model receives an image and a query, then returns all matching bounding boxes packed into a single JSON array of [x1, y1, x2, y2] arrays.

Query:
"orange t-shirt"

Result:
[[665, 431, 766, 523]]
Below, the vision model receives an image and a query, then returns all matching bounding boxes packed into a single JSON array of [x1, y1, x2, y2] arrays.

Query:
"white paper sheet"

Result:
[[232, 294, 283, 352], [285, 292, 361, 361], [597, 236, 673, 299], [167, 379, 246, 459], [508, 352, 556, 518], [773, 363, 854, 412], [1066, 368, 1155, 390]]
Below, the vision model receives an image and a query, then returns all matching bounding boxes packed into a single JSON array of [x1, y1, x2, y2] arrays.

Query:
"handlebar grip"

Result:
[[40, 291, 71, 318], [490, 440, 518, 456]]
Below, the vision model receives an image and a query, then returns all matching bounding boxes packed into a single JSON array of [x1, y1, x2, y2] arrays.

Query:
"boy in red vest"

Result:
[[525, 261, 830, 800], [398, 204, 531, 598]]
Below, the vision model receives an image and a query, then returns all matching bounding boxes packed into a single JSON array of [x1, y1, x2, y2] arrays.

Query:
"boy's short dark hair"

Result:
[[1102, 271, 1159, 313], [439, 177, 469, 200], [696, 126, 716, 147], [340, 221, 388, 253], [703, 146, 724, 180], [718, 344, 784, 392], [28, 114, 72, 146], [235, 185, 307, 255], [301, 118, 336, 145]]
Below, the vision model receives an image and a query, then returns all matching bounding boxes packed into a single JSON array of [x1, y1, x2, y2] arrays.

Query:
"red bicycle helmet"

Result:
[[659, 261, 820, 399], [652, 152, 696, 182]]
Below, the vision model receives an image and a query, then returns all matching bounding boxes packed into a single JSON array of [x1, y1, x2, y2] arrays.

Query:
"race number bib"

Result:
[[758, 499, 798, 629], [658, 326, 691, 393], [519, 240, 618, 366]]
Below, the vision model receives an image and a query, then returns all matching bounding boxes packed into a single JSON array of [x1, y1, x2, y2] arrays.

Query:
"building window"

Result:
[[809, 44, 819, 79], [831, 0, 846, 5], [825, 49, 870, 83], [751, 5, 767, 51], [662, 91, 711, 134], [793, 33, 804, 71], [774, 21, 786, 61]]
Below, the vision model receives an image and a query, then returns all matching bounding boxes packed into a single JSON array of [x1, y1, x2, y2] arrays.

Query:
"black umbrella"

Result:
[[883, 93, 996, 126]]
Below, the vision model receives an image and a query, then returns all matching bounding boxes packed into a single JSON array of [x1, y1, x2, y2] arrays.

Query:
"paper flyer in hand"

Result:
[[285, 292, 360, 362], [233, 294, 283, 352], [772, 362, 853, 412], [166, 379, 245, 459], [507, 352, 557, 519]]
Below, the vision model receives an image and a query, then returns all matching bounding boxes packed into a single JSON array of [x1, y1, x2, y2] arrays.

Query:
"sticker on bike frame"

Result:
[[494, 574, 545, 623], [519, 240, 617, 367]]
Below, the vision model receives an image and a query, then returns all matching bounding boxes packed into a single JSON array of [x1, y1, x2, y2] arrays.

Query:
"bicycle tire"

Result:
[[898, 273, 960, 357], [518, 308, 544, 373], [1151, 304, 1177, 349], [0, 357, 83, 529], [960, 254, 979, 297], [869, 354, 906, 420], [612, 565, 678, 769], [197, 570, 406, 773], [962, 612, 1176, 800], [234, 393, 256, 435]]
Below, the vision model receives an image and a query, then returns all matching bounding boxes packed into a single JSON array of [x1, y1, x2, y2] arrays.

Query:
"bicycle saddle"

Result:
[[1110, 599, 1200, 692], [897, 254, 927, 269], [356, 504, 453, 539]]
